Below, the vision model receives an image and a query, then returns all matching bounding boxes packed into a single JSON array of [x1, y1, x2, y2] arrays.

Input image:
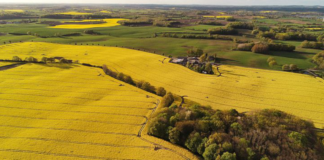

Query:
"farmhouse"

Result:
[[170, 57, 187, 65]]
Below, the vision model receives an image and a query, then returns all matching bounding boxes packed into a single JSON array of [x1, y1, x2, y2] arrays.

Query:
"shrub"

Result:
[[289, 64, 298, 71], [269, 60, 277, 67], [161, 92, 174, 107], [282, 64, 290, 71], [124, 75, 134, 85], [141, 81, 155, 93], [84, 30, 95, 34], [267, 57, 275, 63], [312, 51, 324, 69], [156, 87, 167, 96], [116, 72, 125, 81], [251, 43, 269, 53]]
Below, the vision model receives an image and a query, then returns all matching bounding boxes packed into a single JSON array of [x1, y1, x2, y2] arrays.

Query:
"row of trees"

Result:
[[300, 40, 324, 49], [237, 42, 295, 53], [282, 64, 298, 71], [148, 95, 323, 160], [102, 65, 166, 96], [256, 30, 318, 41], [160, 33, 235, 41], [207, 27, 239, 35], [11, 56, 73, 63], [226, 22, 254, 30]]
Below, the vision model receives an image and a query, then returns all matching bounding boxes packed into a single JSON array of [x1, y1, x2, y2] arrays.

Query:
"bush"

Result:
[[282, 64, 290, 71], [156, 87, 167, 96], [289, 64, 298, 71], [269, 60, 277, 67], [251, 43, 269, 53], [124, 75, 134, 85], [312, 51, 324, 69], [267, 57, 275, 63], [116, 72, 125, 81], [161, 92, 174, 107], [141, 81, 155, 93], [84, 30, 95, 34]]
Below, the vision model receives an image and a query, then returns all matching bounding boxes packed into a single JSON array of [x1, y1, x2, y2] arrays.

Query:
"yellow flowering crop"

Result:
[[305, 28, 323, 31], [0, 63, 197, 159], [2, 9, 24, 13], [50, 18, 127, 29], [203, 15, 233, 19], [55, 11, 92, 15], [100, 10, 112, 13], [0, 42, 323, 129]]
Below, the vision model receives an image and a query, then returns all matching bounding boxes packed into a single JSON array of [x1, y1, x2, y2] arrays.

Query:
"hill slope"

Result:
[[0, 63, 197, 159], [0, 42, 323, 128]]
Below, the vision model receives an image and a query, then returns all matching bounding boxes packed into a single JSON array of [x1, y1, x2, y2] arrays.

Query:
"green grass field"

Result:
[[0, 18, 322, 71]]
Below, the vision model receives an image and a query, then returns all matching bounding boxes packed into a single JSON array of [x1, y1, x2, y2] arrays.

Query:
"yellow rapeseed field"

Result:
[[253, 16, 266, 19], [2, 9, 24, 13], [305, 28, 323, 31], [50, 18, 127, 29], [260, 11, 278, 13], [0, 42, 323, 128], [0, 63, 198, 159], [100, 10, 112, 13], [0, 62, 15, 67], [203, 15, 233, 19], [55, 11, 93, 15]]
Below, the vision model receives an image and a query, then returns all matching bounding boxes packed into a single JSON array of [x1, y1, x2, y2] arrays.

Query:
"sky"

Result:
[[1, 0, 324, 5]]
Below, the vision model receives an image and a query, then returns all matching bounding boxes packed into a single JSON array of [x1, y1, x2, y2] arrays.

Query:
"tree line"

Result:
[[237, 42, 296, 53], [102, 65, 166, 96]]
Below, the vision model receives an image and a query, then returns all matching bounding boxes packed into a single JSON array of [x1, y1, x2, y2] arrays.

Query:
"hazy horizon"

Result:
[[0, 0, 324, 6]]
